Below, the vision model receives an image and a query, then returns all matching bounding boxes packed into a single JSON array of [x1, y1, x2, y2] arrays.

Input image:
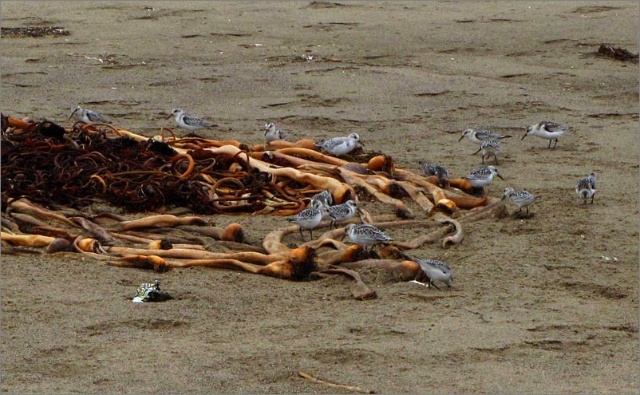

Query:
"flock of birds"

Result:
[[68, 105, 597, 289]]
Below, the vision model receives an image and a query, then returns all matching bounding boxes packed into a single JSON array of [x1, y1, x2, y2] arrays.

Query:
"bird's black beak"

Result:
[[165, 113, 174, 119], [458, 134, 465, 142], [521, 131, 528, 140], [496, 173, 504, 180]]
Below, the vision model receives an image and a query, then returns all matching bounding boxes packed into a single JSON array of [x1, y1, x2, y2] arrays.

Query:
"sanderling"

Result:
[[418, 162, 450, 188], [288, 206, 325, 240], [473, 139, 503, 164], [315, 132, 362, 157], [326, 200, 359, 228], [463, 165, 504, 188], [415, 258, 453, 289], [69, 106, 110, 123], [170, 108, 216, 136], [459, 128, 511, 145], [310, 189, 334, 208], [522, 121, 571, 149], [345, 223, 392, 251], [575, 172, 596, 204], [502, 187, 538, 216], [264, 122, 285, 144]]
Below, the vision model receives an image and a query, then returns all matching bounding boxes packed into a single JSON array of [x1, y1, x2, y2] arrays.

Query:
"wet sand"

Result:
[[1, 2, 638, 393]]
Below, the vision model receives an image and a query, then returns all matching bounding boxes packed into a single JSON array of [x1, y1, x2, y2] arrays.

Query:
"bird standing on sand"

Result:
[[310, 190, 334, 208], [473, 139, 503, 164], [288, 206, 326, 240], [415, 258, 454, 289], [522, 121, 571, 149], [459, 128, 511, 145], [325, 200, 359, 229], [170, 108, 216, 136], [502, 187, 538, 217], [575, 172, 597, 204], [69, 106, 110, 123]]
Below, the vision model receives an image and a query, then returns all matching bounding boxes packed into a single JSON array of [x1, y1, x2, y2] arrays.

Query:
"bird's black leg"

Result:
[[548, 139, 552, 149], [429, 279, 441, 290]]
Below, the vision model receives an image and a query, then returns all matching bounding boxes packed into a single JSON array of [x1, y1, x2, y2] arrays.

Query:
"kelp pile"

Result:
[[1, 117, 330, 214], [1, 114, 506, 299]]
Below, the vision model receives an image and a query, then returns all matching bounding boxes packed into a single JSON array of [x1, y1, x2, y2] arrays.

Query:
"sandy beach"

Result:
[[1, 1, 638, 393]]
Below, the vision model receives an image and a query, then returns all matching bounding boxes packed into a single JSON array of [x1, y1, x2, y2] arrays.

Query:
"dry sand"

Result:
[[1, 1, 639, 394]]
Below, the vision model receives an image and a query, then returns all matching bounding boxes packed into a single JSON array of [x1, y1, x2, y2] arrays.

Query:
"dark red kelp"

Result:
[[1, 118, 295, 214]]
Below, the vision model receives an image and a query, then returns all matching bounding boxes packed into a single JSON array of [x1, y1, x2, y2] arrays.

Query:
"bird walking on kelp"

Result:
[[345, 223, 392, 252], [315, 132, 363, 157], [264, 122, 285, 145], [418, 161, 450, 188]]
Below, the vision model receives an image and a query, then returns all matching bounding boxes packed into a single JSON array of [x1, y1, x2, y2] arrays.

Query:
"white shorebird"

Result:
[[522, 121, 571, 149], [264, 122, 285, 144], [418, 162, 450, 188], [463, 165, 504, 188], [459, 128, 511, 145], [315, 132, 362, 157], [473, 139, 503, 164], [310, 190, 334, 208], [325, 200, 359, 229], [345, 223, 392, 252], [415, 258, 454, 289], [169, 108, 216, 136], [575, 172, 597, 204], [288, 206, 325, 240], [502, 187, 538, 217], [69, 106, 110, 123]]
